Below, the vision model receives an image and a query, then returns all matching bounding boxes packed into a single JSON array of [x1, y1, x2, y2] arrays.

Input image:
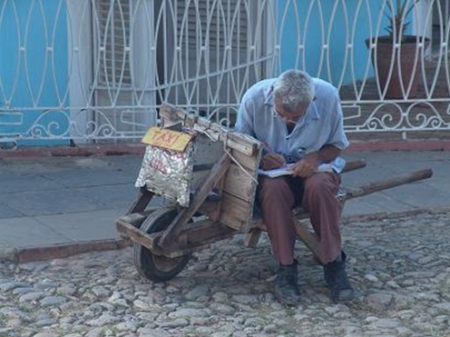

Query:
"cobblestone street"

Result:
[[1, 210, 449, 337]]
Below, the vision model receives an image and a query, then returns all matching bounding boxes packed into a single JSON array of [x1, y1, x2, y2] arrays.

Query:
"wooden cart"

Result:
[[116, 104, 433, 282]]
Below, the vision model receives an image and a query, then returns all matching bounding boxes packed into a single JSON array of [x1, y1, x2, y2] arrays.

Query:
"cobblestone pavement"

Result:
[[1, 210, 449, 337]]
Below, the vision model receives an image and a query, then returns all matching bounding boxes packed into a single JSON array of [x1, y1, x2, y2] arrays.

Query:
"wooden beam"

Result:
[[292, 218, 324, 264], [116, 219, 156, 249], [126, 189, 154, 214], [157, 220, 235, 258], [184, 221, 235, 245], [158, 153, 231, 246], [342, 159, 366, 173], [116, 208, 160, 229], [244, 229, 262, 247], [345, 168, 433, 200], [119, 217, 236, 258]]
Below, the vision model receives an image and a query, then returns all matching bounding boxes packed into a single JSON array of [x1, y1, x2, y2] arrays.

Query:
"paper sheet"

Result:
[[258, 163, 334, 178]]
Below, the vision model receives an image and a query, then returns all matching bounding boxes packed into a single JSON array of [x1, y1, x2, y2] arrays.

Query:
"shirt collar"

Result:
[[264, 82, 276, 105], [308, 101, 320, 120]]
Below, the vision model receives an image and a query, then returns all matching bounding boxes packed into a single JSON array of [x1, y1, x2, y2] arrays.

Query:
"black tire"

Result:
[[133, 206, 191, 282]]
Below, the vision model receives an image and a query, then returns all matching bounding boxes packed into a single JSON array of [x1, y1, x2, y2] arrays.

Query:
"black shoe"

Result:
[[323, 252, 354, 303], [274, 260, 301, 306]]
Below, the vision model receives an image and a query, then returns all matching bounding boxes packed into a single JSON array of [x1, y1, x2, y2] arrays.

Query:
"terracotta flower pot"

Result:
[[365, 35, 430, 99]]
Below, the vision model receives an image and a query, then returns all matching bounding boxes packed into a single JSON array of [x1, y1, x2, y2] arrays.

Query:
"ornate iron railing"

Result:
[[0, 0, 449, 146]]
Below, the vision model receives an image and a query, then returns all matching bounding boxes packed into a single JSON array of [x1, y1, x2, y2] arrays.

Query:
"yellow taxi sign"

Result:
[[141, 127, 193, 152]]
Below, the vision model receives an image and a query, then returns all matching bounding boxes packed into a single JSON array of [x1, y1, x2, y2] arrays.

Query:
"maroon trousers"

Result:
[[258, 172, 342, 265]]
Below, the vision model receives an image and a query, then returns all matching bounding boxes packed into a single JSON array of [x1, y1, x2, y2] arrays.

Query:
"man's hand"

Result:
[[260, 153, 285, 170], [291, 155, 320, 178]]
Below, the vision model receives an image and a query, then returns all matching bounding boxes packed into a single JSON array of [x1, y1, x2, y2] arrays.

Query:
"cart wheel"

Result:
[[133, 206, 191, 283]]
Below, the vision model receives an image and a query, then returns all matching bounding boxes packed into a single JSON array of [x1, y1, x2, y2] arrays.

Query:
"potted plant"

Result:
[[365, 0, 430, 98]]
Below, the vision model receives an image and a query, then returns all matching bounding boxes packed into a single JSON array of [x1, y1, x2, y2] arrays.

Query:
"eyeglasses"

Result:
[[273, 107, 303, 124]]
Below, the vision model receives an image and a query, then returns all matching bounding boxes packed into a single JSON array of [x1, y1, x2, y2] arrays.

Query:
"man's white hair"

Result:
[[273, 70, 315, 112]]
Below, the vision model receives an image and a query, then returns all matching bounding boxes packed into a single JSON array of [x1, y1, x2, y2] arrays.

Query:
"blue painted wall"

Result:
[[0, 0, 69, 146], [276, 0, 402, 87]]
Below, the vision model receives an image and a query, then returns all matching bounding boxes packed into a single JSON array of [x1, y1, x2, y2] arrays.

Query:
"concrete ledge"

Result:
[[341, 206, 450, 224], [346, 139, 450, 153], [0, 243, 17, 263], [0, 144, 146, 158]]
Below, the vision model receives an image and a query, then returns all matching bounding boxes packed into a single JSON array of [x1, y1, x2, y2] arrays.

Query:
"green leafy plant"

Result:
[[384, 0, 421, 42]]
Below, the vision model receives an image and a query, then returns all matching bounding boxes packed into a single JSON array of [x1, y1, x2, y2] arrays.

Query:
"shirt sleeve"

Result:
[[234, 97, 255, 137], [326, 92, 349, 150]]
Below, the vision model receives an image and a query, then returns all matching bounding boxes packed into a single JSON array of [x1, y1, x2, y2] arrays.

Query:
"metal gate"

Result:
[[0, 0, 449, 147]]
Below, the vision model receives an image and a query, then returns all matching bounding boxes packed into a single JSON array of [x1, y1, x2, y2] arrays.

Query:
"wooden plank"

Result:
[[244, 229, 262, 247], [342, 159, 366, 173], [184, 220, 236, 245], [116, 219, 156, 249], [345, 168, 433, 200], [219, 192, 253, 231], [126, 189, 154, 214], [292, 218, 324, 264], [222, 164, 256, 202], [228, 148, 261, 171], [220, 211, 248, 231], [247, 217, 266, 231], [208, 168, 227, 222], [117, 217, 228, 258], [148, 220, 236, 258], [159, 104, 183, 125], [222, 148, 261, 227], [117, 208, 159, 228], [220, 192, 252, 221], [197, 197, 231, 224]]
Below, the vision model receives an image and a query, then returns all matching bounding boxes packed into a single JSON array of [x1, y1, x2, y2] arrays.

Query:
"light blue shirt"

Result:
[[235, 77, 349, 173]]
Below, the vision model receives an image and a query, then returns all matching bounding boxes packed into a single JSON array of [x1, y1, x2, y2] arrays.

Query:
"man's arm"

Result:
[[291, 89, 348, 178], [308, 144, 342, 164], [291, 145, 341, 178], [236, 97, 286, 170], [235, 99, 255, 137]]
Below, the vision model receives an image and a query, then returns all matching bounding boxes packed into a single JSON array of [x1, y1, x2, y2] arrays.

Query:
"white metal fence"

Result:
[[0, 0, 449, 145]]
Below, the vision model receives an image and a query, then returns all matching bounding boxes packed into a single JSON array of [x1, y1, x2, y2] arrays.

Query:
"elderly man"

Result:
[[235, 69, 354, 305]]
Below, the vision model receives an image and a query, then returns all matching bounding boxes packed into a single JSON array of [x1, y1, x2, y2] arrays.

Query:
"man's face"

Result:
[[273, 96, 309, 124]]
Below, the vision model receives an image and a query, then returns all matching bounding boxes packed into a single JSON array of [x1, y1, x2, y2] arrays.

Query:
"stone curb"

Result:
[[1, 140, 450, 159], [0, 239, 132, 264], [0, 243, 17, 262], [0, 144, 146, 159], [341, 205, 450, 224], [1, 206, 448, 264]]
